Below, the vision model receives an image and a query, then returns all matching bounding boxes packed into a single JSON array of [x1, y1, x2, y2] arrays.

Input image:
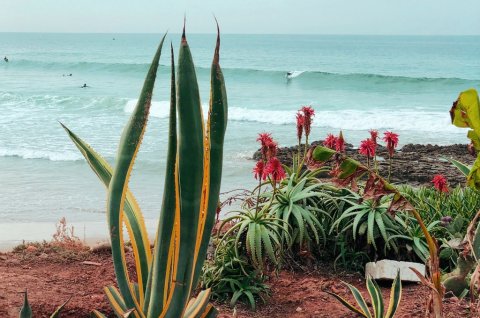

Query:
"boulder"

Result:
[[365, 259, 425, 282]]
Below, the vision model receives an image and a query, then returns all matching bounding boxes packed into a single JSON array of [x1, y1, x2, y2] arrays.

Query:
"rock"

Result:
[[253, 141, 474, 187], [365, 259, 425, 282], [296, 307, 303, 312], [90, 242, 111, 253], [38, 253, 48, 259]]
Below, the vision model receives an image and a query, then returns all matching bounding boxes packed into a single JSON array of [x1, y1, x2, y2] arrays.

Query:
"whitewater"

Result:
[[0, 32, 479, 246]]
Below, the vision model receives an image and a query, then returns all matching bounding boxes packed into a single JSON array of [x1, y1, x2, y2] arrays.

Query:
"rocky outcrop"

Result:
[[253, 141, 475, 187]]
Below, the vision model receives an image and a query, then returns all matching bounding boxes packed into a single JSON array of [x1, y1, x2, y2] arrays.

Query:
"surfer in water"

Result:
[[286, 71, 293, 78], [81, 83, 88, 88], [4, 56, 8, 62]]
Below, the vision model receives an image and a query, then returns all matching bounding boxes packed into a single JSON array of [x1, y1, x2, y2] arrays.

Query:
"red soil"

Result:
[[0, 244, 474, 317]]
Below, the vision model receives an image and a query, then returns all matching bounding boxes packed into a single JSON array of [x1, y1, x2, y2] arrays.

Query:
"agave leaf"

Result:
[[326, 291, 367, 317], [61, 123, 151, 302], [344, 282, 372, 318], [19, 291, 32, 318], [49, 296, 72, 318], [449, 158, 471, 177], [146, 43, 178, 316], [192, 22, 228, 288], [92, 310, 108, 318], [385, 271, 402, 318], [366, 277, 383, 318], [107, 34, 166, 314]]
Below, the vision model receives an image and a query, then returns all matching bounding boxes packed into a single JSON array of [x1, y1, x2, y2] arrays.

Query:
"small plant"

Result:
[[52, 217, 83, 249], [19, 290, 70, 318], [202, 236, 269, 310], [217, 207, 286, 271], [328, 271, 402, 318], [332, 194, 400, 251]]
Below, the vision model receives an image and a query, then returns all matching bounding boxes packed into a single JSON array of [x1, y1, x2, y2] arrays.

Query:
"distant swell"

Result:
[[8, 59, 479, 84], [124, 99, 463, 133]]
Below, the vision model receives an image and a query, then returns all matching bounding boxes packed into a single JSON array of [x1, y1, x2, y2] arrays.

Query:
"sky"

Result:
[[2, 0, 480, 35]]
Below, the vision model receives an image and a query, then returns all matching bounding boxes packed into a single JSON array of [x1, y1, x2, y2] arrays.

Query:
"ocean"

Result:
[[0, 33, 479, 246]]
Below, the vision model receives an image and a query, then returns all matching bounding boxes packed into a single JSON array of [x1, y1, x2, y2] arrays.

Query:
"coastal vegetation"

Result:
[[1, 23, 480, 318]]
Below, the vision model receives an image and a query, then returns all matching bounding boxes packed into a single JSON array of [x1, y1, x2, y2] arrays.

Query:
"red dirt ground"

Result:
[[0, 244, 475, 317]]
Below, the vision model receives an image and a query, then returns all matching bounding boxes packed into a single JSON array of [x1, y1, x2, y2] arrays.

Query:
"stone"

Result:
[[296, 307, 302, 312], [365, 259, 425, 282]]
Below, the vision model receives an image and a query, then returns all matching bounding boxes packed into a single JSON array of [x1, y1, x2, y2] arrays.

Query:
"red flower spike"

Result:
[[264, 157, 286, 182], [359, 138, 376, 158], [369, 129, 378, 145], [296, 112, 304, 142], [266, 140, 278, 160], [323, 133, 337, 150], [257, 132, 274, 160], [300, 106, 315, 138], [383, 131, 399, 157], [432, 174, 449, 193], [253, 160, 265, 180], [336, 131, 345, 153]]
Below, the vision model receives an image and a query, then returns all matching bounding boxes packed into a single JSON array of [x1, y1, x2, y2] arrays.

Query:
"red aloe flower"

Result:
[[266, 140, 278, 160], [432, 175, 449, 193], [359, 138, 376, 158], [323, 133, 337, 149], [257, 132, 274, 159], [383, 131, 399, 157], [369, 129, 378, 145], [264, 157, 286, 182], [300, 106, 315, 138], [296, 112, 305, 142], [253, 160, 265, 180], [336, 131, 345, 153]]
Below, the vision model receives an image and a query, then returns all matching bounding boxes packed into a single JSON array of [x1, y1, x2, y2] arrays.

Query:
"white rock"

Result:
[[365, 259, 425, 282]]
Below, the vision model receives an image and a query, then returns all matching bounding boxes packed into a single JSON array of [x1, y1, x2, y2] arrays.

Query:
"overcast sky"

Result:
[[2, 0, 479, 35]]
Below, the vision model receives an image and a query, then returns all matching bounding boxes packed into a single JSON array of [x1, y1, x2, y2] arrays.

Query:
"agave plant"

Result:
[[328, 271, 402, 318], [19, 291, 70, 318], [63, 25, 227, 317]]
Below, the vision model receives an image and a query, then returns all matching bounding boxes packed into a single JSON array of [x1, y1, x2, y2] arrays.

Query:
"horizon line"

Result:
[[1, 31, 479, 37]]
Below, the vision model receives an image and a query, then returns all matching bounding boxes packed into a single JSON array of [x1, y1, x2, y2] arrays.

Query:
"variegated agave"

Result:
[[63, 24, 227, 318]]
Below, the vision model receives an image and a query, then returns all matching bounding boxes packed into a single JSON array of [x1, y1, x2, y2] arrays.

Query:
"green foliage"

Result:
[[401, 185, 480, 231], [266, 173, 328, 248], [202, 237, 269, 310], [387, 215, 439, 262], [64, 27, 226, 318], [328, 271, 402, 318], [218, 207, 286, 271], [332, 194, 400, 251]]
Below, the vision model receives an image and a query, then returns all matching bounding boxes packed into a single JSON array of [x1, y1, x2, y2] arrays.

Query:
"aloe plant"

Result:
[[63, 25, 227, 318], [328, 271, 402, 318]]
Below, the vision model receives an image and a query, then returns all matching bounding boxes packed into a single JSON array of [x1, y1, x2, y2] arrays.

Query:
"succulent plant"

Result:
[[63, 24, 227, 318], [328, 271, 402, 318], [19, 290, 70, 318]]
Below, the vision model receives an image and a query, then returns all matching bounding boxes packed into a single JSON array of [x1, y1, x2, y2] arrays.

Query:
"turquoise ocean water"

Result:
[[0, 33, 479, 243]]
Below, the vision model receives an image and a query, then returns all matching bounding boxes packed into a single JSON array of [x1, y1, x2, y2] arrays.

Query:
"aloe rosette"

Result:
[[63, 24, 227, 318]]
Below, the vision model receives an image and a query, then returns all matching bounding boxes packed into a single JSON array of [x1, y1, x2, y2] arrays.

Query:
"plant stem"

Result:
[[388, 155, 392, 182]]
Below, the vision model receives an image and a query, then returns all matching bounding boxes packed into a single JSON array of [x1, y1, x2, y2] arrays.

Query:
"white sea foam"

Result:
[[0, 148, 82, 161], [125, 99, 464, 133]]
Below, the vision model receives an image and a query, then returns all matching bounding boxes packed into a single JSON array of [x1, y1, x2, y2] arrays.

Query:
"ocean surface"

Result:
[[0, 33, 479, 245]]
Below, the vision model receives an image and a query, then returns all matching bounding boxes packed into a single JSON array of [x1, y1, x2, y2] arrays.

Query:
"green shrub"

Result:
[[201, 236, 269, 310]]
